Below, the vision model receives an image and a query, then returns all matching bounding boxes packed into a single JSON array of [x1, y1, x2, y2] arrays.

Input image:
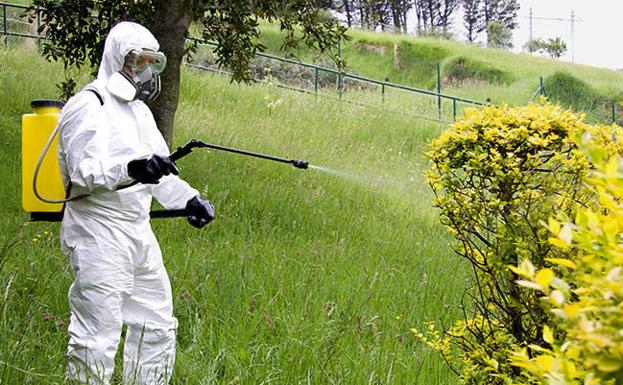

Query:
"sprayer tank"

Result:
[[22, 100, 65, 213]]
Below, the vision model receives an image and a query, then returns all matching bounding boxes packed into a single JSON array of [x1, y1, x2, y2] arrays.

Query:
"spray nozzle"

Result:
[[290, 159, 309, 169]]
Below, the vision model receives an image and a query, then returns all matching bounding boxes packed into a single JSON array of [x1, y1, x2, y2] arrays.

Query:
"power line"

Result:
[[525, 8, 583, 63]]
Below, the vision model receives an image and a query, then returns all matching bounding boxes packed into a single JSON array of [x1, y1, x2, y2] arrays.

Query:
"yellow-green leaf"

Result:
[[543, 325, 554, 344], [548, 217, 561, 234], [596, 358, 623, 373], [544, 257, 577, 269], [549, 237, 569, 250], [563, 303, 581, 318], [534, 355, 554, 372], [535, 268, 555, 290]]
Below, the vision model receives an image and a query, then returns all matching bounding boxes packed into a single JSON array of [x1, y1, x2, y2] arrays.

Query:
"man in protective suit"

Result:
[[57, 21, 214, 384]]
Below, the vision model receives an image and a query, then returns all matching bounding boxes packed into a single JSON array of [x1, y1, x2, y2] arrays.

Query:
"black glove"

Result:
[[185, 196, 215, 228], [128, 154, 179, 184]]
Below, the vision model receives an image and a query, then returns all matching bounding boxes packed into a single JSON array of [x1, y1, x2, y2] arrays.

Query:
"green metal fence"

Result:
[[185, 36, 485, 123], [1, 2, 42, 47]]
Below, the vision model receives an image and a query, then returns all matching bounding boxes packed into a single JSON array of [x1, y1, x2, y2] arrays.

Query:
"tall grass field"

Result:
[[0, 48, 469, 384]]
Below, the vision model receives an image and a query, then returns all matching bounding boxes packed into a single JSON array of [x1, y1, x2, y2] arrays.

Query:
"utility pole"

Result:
[[529, 8, 533, 42], [570, 10, 576, 63]]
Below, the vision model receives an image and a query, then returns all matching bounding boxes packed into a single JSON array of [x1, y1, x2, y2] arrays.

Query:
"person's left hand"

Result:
[[185, 196, 215, 228]]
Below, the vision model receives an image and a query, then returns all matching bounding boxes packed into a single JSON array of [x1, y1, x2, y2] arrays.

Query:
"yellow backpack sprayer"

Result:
[[22, 99, 309, 222]]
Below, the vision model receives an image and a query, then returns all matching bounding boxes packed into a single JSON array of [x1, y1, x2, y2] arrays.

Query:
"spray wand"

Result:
[[149, 139, 309, 218], [169, 139, 309, 169]]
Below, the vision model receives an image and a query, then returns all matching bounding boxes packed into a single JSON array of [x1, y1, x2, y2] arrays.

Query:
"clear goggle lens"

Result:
[[126, 50, 167, 75]]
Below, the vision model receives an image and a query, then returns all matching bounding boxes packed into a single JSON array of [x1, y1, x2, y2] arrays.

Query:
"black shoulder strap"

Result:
[[85, 88, 104, 106]]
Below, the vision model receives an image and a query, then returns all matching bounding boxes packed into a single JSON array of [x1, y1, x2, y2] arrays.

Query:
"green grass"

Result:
[[0, 48, 468, 384]]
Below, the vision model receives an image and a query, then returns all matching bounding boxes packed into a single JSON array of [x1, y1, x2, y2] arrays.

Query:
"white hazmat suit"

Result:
[[57, 22, 199, 384]]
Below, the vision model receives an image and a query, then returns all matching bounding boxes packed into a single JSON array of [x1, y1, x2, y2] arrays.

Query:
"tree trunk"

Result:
[[343, 0, 352, 26], [427, 0, 436, 31], [391, 0, 402, 31], [150, 0, 193, 147]]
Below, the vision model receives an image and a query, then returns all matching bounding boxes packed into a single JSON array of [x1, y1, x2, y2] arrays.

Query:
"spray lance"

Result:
[[148, 140, 309, 218]]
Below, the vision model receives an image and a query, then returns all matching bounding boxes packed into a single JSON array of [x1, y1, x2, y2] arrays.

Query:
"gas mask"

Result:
[[107, 49, 167, 103]]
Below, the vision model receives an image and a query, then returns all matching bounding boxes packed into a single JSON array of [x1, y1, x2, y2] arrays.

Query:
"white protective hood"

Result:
[[97, 21, 160, 83]]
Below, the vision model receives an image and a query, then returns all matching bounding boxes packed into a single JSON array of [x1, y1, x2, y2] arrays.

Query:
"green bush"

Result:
[[544, 72, 601, 112], [415, 102, 623, 384], [442, 56, 513, 86], [544, 71, 620, 125]]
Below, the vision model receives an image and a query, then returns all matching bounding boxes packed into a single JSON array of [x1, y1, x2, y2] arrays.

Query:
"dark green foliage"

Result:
[[397, 41, 449, 70], [443, 56, 513, 85], [544, 71, 619, 124], [346, 39, 450, 88], [544, 37, 567, 58], [525, 37, 567, 58]]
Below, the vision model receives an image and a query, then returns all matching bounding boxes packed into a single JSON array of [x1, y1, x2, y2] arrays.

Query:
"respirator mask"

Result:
[[107, 49, 167, 102]]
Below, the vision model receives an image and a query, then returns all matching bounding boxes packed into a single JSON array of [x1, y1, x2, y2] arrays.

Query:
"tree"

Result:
[[358, 0, 391, 30], [525, 37, 567, 59], [487, 20, 512, 49], [482, 0, 519, 44], [435, 0, 460, 33], [29, 0, 347, 145], [525, 38, 546, 53], [462, 0, 482, 42], [342, 0, 354, 26], [413, 0, 459, 36], [544, 37, 567, 58], [388, 0, 411, 32]]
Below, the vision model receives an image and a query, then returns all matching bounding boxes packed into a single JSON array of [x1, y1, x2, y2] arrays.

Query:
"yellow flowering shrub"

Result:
[[510, 142, 623, 384], [417, 101, 623, 384]]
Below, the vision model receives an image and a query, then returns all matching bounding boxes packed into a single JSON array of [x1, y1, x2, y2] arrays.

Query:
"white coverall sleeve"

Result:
[[150, 139, 199, 210], [151, 174, 199, 210], [59, 96, 135, 193]]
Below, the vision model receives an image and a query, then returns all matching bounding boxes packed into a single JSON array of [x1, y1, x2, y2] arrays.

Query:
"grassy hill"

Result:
[[245, 23, 623, 125], [0, 48, 466, 384]]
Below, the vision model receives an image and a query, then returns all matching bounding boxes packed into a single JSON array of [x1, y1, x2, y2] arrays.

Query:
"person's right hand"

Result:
[[128, 154, 179, 184]]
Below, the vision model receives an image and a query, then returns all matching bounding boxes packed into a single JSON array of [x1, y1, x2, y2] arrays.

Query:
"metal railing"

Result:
[[1, 2, 42, 44], [185, 36, 485, 122]]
